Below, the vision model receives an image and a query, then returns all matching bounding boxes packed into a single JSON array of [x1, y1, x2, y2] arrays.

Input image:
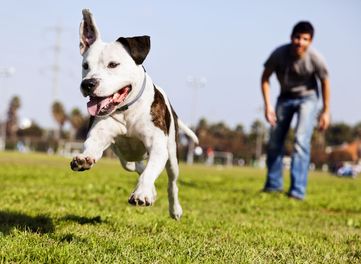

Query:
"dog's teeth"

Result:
[[101, 104, 112, 113], [113, 93, 120, 101]]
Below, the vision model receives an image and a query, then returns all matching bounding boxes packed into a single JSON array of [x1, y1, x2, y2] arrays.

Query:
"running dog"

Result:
[[70, 9, 198, 220]]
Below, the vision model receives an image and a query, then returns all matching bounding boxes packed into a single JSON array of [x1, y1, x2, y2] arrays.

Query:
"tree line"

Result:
[[2, 97, 89, 151], [2, 96, 361, 167]]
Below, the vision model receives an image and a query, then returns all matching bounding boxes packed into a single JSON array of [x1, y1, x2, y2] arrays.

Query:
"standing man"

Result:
[[261, 21, 330, 200]]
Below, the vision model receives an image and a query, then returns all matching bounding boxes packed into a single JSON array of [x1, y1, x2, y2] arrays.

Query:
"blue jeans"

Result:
[[264, 94, 320, 199]]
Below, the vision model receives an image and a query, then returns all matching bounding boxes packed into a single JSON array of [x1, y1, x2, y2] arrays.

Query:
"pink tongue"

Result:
[[86, 87, 130, 116], [87, 96, 112, 116]]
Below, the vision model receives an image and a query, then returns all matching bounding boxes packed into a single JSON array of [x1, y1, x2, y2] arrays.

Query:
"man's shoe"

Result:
[[286, 193, 304, 201]]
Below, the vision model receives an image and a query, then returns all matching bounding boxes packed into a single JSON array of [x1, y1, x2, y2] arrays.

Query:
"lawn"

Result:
[[0, 151, 360, 263]]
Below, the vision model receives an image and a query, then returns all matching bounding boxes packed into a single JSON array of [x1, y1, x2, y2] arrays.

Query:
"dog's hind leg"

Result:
[[165, 146, 183, 220], [134, 162, 145, 175], [120, 160, 145, 175], [111, 145, 145, 175]]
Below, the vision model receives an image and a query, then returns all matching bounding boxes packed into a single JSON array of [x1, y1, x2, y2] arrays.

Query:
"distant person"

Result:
[[261, 21, 330, 200], [206, 147, 215, 166]]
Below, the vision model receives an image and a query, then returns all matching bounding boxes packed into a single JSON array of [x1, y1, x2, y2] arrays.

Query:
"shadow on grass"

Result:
[[60, 214, 103, 225], [0, 211, 54, 235], [58, 233, 88, 243]]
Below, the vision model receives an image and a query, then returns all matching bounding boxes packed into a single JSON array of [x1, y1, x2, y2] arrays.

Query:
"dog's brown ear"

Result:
[[79, 9, 100, 55], [117, 36, 151, 65]]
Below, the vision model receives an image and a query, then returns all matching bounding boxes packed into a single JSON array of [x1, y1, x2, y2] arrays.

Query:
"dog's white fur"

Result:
[[71, 9, 198, 220]]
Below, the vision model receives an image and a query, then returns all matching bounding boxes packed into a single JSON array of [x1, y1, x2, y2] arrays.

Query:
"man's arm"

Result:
[[318, 78, 330, 131], [261, 68, 277, 127]]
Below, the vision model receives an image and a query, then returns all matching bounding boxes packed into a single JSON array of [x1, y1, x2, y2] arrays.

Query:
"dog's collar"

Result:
[[116, 67, 147, 113]]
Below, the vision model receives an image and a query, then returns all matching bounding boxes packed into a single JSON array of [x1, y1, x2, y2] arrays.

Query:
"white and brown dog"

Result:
[[70, 9, 198, 220]]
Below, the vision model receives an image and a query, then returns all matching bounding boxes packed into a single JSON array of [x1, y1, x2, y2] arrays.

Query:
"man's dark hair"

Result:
[[291, 21, 314, 39]]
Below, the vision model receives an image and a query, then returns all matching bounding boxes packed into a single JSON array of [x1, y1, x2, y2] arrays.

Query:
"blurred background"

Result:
[[0, 0, 360, 174]]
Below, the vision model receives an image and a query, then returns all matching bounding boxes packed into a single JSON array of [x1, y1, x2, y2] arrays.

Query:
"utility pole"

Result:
[[186, 76, 206, 164], [47, 25, 63, 101], [186, 76, 207, 127], [0, 67, 16, 151]]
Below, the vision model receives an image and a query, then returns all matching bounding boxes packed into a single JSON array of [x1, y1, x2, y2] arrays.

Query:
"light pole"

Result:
[[0, 67, 16, 151], [186, 76, 206, 164], [186, 76, 207, 127], [255, 106, 267, 167]]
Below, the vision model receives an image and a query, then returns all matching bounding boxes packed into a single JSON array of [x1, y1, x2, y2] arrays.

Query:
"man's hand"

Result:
[[319, 78, 330, 132], [261, 68, 276, 127], [318, 111, 330, 132], [265, 106, 277, 127]]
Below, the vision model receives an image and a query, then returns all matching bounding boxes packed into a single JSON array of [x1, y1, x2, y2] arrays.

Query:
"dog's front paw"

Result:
[[70, 155, 95, 171], [128, 184, 157, 206]]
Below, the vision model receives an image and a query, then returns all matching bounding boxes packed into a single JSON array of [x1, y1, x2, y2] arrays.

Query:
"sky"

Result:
[[0, 0, 360, 131]]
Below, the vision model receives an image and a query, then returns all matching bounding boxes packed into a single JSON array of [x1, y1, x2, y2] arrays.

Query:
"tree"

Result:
[[69, 108, 85, 139], [325, 123, 353, 146], [209, 122, 229, 138], [17, 121, 43, 138], [352, 122, 361, 139], [51, 101, 67, 139], [6, 96, 21, 139], [197, 118, 208, 130], [234, 123, 245, 134]]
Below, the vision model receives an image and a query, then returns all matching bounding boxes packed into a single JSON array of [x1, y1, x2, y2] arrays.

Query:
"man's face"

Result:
[[291, 33, 312, 57]]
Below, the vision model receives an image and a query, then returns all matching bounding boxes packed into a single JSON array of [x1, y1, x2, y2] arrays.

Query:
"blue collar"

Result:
[[116, 68, 147, 112]]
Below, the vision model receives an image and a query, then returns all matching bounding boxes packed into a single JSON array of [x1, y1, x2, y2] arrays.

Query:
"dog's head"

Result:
[[79, 9, 150, 117]]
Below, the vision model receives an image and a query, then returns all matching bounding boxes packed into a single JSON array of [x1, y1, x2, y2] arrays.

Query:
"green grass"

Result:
[[0, 151, 360, 263]]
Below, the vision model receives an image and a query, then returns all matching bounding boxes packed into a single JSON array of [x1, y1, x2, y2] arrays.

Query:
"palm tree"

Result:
[[69, 108, 84, 140], [51, 101, 67, 140], [352, 122, 361, 139], [6, 96, 21, 139]]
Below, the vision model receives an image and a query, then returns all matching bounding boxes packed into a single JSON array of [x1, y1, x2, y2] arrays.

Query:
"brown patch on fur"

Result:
[[151, 87, 171, 135]]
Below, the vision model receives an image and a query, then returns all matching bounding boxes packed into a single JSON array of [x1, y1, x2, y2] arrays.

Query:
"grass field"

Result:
[[0, 151, 360, 263]]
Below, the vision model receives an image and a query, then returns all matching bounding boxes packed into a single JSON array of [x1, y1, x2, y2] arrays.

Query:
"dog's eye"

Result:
[[82, 62, 89, 70], [108, 62, 119, 69]]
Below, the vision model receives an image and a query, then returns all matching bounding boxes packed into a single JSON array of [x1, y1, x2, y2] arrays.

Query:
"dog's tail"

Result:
[[178, 119, 199, 144]]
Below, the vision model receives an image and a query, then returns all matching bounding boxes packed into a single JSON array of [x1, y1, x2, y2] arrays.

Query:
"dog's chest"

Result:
[[111, 135, 147, 161]]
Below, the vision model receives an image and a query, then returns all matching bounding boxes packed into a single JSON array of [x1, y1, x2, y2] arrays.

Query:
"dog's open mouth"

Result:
[[87, 86, 131, 116]]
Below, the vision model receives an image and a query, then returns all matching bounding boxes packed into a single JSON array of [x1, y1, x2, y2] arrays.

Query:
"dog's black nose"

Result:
[[81, 78, 99, 95]]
